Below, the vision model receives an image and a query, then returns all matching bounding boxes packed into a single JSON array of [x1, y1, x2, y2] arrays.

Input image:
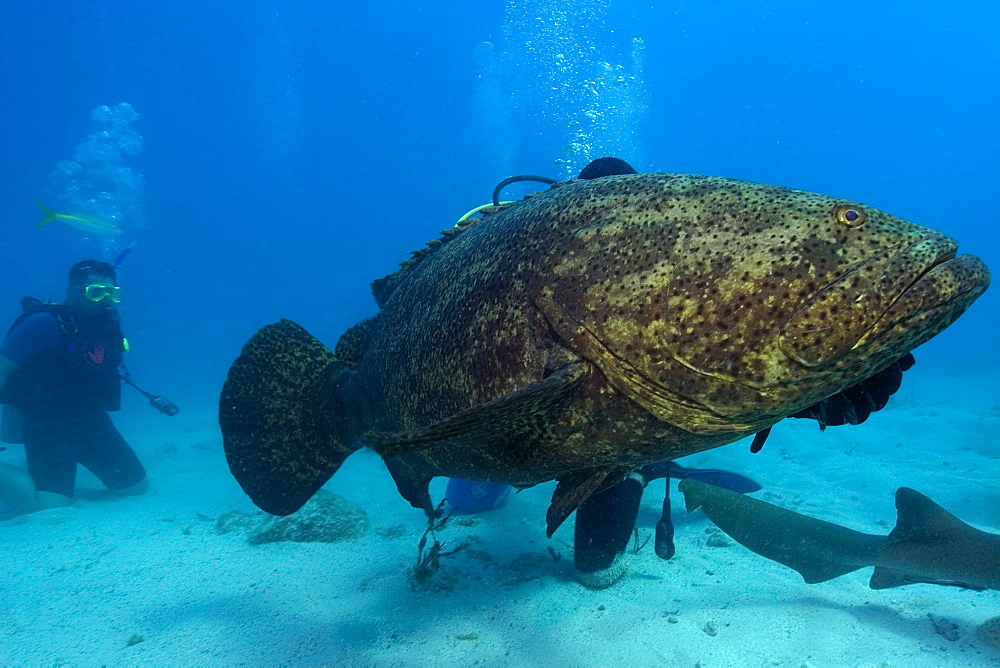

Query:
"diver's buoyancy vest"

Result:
[[4, 299, 125, 412]]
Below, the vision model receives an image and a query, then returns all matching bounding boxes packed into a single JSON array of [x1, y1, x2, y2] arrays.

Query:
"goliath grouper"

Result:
[[219, 173, 989, 537]]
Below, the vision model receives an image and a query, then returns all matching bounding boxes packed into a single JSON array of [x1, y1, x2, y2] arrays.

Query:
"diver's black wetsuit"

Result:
[[1, 304, 145, 497]]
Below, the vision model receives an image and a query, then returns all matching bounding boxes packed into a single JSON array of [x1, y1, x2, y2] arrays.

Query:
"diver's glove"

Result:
[[791, 352, 915, 428]]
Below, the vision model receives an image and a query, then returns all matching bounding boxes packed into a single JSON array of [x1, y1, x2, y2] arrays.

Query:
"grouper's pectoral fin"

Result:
[[546, 466, 630, 538], [365, 361, 590, 459]]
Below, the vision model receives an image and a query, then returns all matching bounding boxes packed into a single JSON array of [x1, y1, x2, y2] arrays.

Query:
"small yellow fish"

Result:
[[33, 201, 121, 235]]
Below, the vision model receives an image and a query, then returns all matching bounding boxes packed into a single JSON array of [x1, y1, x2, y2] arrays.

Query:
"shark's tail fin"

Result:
[[33, 201, 60, 227], [219, 319, 357, 516], [679, 479, 884, 584]]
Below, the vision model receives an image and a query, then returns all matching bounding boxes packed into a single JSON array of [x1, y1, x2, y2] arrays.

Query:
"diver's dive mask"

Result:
[[84, 284, 120, 303]]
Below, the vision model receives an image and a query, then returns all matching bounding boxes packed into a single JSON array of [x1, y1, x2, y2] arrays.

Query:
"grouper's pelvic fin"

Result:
[[547, 466, 630, 537], [219, 319, 356, 516]]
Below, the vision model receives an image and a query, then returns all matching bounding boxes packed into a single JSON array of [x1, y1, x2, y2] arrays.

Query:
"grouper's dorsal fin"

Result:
[[370, 208, 501, 309], [365, 361, 590, 458], [369, 181, 576, 309]]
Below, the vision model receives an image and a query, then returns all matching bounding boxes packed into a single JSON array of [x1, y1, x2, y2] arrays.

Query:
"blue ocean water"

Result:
[[0, 1, 997, 663], [1, 1, 995, 407]]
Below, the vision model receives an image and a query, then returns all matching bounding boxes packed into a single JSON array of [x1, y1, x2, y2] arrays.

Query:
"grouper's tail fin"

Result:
[[219, 319, 356, 516]]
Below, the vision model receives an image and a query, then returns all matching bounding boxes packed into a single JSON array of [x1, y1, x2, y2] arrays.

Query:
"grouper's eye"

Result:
[[833, 204, 867, 228]]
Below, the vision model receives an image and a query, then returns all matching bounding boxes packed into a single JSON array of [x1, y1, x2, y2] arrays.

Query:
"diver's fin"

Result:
[[667, 463, 762, 494], [366, 361, 589, 458], [219, 319, 356, 516], [33, 201, 59, 227], [546, 466, 629, 538], [679, 479, 884, 583]]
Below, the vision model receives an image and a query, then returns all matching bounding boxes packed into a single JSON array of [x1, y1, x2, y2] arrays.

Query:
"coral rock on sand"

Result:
[[217, 489, 368, 544]]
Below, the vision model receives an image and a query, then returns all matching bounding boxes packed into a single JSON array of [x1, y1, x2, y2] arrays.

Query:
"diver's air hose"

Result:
[[491, 175, 558, 206], [457, 174, 560, 224]]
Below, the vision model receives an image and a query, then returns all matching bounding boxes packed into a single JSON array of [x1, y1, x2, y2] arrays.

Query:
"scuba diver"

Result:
[[447, 157, 915, 588], [0, 259, 171, 516]]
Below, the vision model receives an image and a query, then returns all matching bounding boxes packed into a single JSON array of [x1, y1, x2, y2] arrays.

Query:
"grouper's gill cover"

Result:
[[520, 174, 988, 433]]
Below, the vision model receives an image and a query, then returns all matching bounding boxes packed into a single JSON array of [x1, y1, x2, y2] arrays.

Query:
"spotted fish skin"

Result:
[[355, 173, 985, 454], [220, 173, 989, 532]]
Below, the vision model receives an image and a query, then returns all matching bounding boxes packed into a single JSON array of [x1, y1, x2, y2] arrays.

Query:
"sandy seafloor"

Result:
[[2, 368, 999, 667]]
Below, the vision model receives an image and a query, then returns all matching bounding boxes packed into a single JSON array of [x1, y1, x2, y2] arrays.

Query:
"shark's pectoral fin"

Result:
[[868, 567, 911, 590]]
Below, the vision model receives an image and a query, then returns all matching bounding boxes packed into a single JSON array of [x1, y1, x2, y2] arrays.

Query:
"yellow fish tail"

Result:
[[33, 201, 60, 228]]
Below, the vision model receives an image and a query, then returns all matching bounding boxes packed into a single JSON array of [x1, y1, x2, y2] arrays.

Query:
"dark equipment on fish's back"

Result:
[[487, 157, 640, 207], [121, 366, 179, 416]]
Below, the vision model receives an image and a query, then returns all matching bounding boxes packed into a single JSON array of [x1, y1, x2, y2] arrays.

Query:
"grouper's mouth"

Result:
[[859, 248, 990, 346], [781, 236, 990, 367]]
